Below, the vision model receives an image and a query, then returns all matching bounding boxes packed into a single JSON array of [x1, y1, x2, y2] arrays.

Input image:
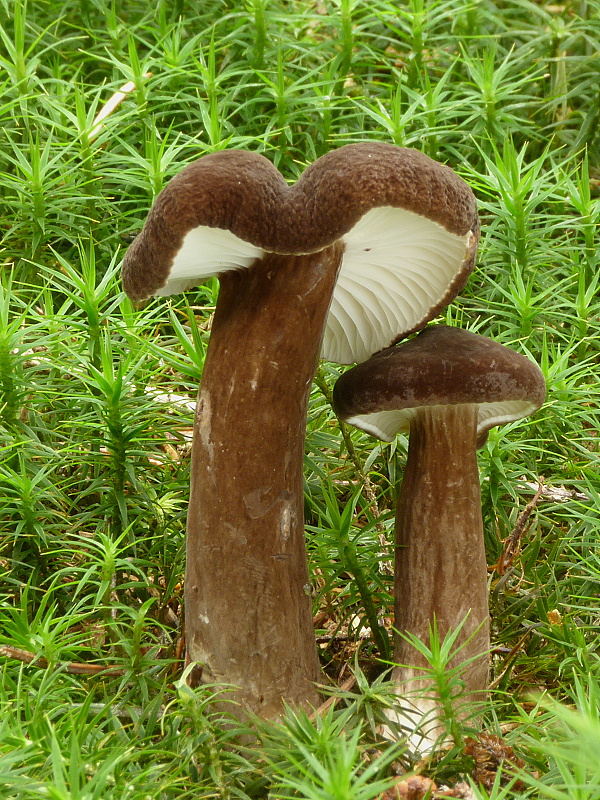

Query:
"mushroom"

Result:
[[332, 325, 546, 740], [121, 144, 479, 722]]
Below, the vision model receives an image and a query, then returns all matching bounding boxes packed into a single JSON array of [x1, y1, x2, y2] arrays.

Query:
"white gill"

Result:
[[323, 206, 472, 364]]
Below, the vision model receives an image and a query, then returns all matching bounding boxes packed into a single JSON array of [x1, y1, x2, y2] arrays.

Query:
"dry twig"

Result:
[[0, 645, 127, 676], [495, 478, 545, 575]]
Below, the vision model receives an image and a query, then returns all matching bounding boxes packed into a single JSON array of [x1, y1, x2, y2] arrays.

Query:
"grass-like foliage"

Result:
[[1, 0, 600, 796]]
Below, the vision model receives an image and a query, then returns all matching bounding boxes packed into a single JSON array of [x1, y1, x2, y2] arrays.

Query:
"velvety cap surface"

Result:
[[333, 325, 546, 440], [122, 143, 479, 363]]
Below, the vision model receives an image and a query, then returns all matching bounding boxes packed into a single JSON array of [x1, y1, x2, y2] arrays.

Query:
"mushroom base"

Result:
[[185, 243, 344, 722], [392, 403, 490, 744]]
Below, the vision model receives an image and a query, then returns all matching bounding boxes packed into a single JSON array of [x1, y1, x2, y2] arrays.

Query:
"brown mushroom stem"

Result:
[[185, 243, 344, 720], [393, 403, 489, 729]]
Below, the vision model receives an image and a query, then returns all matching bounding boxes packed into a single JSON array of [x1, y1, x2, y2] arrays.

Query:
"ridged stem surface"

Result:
[[185, 243, 343, 720], [393, 404, 490, 718]]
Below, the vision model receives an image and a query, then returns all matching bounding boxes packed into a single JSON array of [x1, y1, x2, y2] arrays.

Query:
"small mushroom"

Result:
[[332, 325, 546, 741], [122, 144, 479, 722]]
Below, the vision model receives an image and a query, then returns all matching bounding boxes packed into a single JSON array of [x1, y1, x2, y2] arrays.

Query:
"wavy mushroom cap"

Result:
[[332, 325, 546, 441], [122, 143, 479, 364]]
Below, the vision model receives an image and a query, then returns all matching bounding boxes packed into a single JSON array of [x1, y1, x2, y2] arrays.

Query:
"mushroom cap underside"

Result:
[[122, 143, 479, 364], [332, 325, 547, 440]]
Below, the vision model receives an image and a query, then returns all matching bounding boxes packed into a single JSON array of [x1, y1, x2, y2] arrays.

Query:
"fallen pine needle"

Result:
[[89, 72, 152, 140]]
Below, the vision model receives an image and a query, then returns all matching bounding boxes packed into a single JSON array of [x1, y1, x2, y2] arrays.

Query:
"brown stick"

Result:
[[0, 645, 126, 675], [495, 478, 545, 575], [310, 675, 357, 719]]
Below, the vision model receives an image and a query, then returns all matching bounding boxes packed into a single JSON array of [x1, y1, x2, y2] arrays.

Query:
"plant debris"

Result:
[[465, 732, 526, 790], [382, 775, 476, 799]]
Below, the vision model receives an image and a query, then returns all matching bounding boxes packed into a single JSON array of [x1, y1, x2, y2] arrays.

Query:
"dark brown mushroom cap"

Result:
[[332, 325, 546, 441], [122, 143, 479, 364]]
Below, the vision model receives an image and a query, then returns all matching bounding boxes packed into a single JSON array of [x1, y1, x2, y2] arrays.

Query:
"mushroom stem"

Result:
[[185, 243, 344, 720], [393, 403, 490, 733]]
